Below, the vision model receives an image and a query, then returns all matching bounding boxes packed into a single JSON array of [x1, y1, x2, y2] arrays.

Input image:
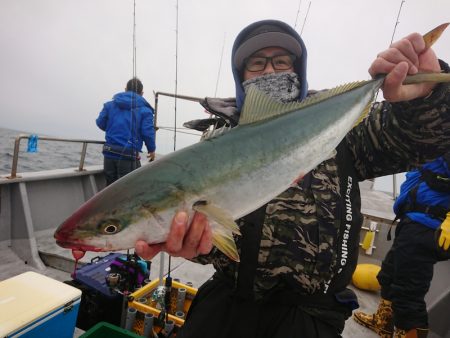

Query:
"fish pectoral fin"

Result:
[[193, 201, 241, 261], [192, 201, 241, 235], [212, 229, 240, 262]]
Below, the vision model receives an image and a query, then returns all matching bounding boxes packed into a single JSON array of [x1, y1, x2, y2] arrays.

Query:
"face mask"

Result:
[[242, 72, 301, 103]]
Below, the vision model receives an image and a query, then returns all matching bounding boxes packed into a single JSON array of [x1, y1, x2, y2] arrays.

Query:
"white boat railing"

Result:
[[7, 134, 104, 179]]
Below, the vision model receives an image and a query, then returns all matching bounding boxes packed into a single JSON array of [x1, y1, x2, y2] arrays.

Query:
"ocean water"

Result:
[[0, 126, 400, 194], [0, 127, 104, 176]]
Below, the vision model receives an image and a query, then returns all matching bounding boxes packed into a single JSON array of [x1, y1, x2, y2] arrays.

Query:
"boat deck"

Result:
[[1, 178, 448, 337], [0, 180, 387, 337], [0, 240, 380, 338]]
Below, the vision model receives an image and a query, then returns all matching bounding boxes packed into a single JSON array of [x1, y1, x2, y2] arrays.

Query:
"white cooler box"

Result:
[[0, 271, 82, 338]]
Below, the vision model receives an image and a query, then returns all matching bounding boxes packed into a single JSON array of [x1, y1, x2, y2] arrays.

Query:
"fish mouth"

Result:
[[55, 239, 102, 252], [54, 216, 99, 251]]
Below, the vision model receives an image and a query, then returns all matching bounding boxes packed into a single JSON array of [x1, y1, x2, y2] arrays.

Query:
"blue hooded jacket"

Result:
[[394, 156, 450, 229], [231, 19, 308, 111], [96, 91, 156, 159]]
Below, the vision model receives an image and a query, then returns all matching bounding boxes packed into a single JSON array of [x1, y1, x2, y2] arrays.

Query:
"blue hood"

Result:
[[231, 19, 308, 111], [113, 91, 151, 110], [394, 156, 450, 229]]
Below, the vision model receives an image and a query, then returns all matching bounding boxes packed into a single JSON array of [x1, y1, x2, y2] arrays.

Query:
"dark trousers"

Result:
[[377, 218, 450, 330], [177, 275, 343, 338], [103, 157, 140, 186]]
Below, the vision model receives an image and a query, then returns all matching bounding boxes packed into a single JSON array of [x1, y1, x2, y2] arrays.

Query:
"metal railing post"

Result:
[[78, 142, 88, 172], [392, 174, 397, 200], [8, 136, 25, 179]]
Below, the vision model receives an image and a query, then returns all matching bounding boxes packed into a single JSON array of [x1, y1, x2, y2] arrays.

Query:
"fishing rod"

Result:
[[293, 0, 302, 30], [158, 126, 202, 137], [300, 1, 311, 36], [214, 33, 226, 98], [132, 0, 137, 79], [390, 0, 406, 45], [390, 0, 406, 199], [110, 0, 140, 164], [131, 0, 138, 167], [173, 0, 179, 152], [374, 0, 405, 104], [359, 0, 405, 245], [159, 0, 180, 331]]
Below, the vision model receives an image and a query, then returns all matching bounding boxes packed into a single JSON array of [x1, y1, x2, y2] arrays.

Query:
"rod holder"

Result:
[[143, 313, 155, 337], [125, 307, 137, 331], [176, 287, 186, 312]]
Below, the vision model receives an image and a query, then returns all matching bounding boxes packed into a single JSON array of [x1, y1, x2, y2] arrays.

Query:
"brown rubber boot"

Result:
[[393, 328, 428, 338], [353, 298, 394, 337]]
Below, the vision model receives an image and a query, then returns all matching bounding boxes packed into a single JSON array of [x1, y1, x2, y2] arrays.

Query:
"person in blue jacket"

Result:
[[96, 77, 156, 186], [354, 153, 450, 337]]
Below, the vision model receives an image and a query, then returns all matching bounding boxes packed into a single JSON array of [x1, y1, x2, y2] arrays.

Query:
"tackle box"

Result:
[[72, 252, 123, 298], [73, 252, 150, 298], [0, 271, 82, 338], [128, 278, 197, 335]]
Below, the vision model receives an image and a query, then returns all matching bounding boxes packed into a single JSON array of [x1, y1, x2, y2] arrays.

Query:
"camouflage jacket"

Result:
[[194, 65, 450, 300]]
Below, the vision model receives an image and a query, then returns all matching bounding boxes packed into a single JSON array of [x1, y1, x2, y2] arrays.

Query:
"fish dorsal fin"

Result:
[[239, 86, 294, 125], [239, 81, 371, 125]]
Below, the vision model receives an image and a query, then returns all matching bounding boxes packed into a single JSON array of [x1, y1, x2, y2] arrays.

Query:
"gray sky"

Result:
[[1, 0, 449, 155]]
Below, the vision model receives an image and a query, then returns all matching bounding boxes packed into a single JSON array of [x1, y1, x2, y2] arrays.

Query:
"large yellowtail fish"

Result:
[[54, 24, 450, 262]]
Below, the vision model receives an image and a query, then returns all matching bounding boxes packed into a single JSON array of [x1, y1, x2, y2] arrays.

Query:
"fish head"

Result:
[[54, 192, 172, 252]]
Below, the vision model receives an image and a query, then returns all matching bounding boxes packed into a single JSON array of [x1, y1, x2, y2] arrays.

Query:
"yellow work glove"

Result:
[[438, 212, 450, 251]]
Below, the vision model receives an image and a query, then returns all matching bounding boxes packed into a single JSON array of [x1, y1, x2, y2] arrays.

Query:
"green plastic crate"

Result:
[[79, 322, 142, 338]]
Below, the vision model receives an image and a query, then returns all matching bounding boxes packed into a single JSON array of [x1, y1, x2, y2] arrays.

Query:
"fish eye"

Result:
[[104, 224, 118, 234], [98, 219, 122, 235]]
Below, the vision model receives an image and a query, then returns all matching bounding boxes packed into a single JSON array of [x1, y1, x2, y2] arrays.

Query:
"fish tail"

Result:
[[404, 73, 450, 85], [423, 23, 449, 49], [400, 22, 450, 86], [212, 229, 240, 262]]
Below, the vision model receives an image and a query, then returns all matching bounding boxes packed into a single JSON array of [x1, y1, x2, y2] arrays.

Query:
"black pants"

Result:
[[377, 218, 450, 330], [103, 157, 140, 186], [177, 275, 344, 338]]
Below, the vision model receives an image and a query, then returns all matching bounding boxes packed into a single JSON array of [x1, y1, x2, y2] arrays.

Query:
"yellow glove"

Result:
[[438, 212, 450, 251]]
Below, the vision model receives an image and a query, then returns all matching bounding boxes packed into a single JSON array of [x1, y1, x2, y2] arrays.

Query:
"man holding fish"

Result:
[[134, 20, 449, 338]]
